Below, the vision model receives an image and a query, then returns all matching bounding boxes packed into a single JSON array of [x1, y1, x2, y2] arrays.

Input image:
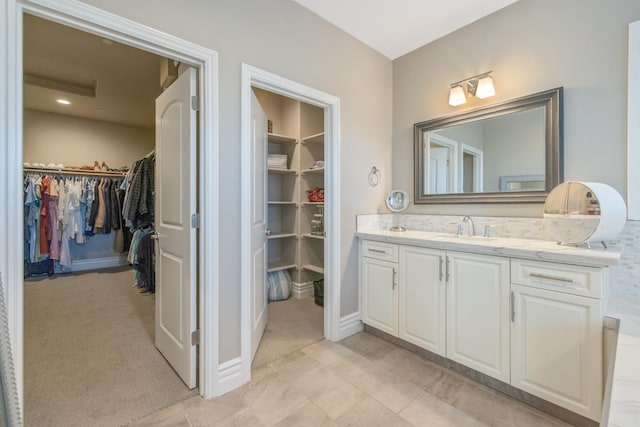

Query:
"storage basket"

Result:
[[267, 270, 291, 301], [24, 259, 54, 278], [313, 279, 324, 307], [306, 187, 324, 202], [267, 154, 288, 169]]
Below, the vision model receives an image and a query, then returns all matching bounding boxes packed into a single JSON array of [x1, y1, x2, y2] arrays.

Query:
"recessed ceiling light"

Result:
[[56, 99, 71, 105], [102, 38, 114, 46]]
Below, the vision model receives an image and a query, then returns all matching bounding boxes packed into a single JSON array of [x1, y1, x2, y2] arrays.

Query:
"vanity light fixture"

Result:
[[448, 71, 495, 106]]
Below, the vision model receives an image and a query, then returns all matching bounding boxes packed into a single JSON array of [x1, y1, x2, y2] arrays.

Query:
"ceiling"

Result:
[[293, 0, 519, 59], [23, 14, 161, 128]]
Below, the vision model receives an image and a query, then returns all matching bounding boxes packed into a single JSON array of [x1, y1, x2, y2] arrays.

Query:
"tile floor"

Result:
[[131, 332, 569, 426]]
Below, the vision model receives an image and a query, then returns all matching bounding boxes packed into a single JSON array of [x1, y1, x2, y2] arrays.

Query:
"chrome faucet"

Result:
[[462, 216, 475, 237]]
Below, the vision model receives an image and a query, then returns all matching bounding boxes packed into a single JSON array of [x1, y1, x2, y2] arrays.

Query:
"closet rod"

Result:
[[23, 166, 126, 178]]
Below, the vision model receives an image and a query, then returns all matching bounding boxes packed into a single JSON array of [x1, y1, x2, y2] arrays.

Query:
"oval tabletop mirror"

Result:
[[386, 190, 410, 232]]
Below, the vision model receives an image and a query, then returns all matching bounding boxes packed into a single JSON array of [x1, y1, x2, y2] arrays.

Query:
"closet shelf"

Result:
[[302, 132, 324, 144], [301, 167, 324, 175], [267, 233, 297, 240], [301, 233, 325, 240], [268, 262, 297, 273], [301, 264, 324, 274], [23, 166, 126, 177], [300, 202, 324, 207], [268, 133, 297, 144], [268, 201, 297, 205], [268, 168, 297, 175]]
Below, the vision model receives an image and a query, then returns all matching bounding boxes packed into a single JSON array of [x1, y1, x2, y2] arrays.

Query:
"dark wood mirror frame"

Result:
[[414, 87, 563, 204]]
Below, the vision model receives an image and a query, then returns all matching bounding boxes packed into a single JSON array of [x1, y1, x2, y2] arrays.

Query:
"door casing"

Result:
[[1, 0, 221, 406], [240, 64, 342, 384]]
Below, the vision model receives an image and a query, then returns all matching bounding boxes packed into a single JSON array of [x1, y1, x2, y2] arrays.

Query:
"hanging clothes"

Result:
[[124, 155, 155, 228], [23, 169, 126, 275]]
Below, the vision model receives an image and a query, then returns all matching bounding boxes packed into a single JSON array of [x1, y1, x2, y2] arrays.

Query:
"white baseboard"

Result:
[[291, 281, 313, 299], [216, 357, 244, 396], [338, 312, 363, 340], [71, 256, 127, 272]]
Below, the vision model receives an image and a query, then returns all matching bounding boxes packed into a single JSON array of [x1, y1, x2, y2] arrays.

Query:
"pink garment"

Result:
[[39, 177, 50, 255], [47, 198, 60, 260]]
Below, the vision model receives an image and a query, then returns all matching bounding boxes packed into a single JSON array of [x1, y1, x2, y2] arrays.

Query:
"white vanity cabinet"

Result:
[[446, 252, 510, 382], [358, 235, 611, 422], [360, 240, 510, 382], [510, 259, 603, 421], [360, 241, 398, 335], [398, 246, 446, 356]]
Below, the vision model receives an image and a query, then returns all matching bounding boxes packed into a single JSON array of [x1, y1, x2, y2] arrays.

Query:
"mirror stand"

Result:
[[389, 213, 406, 232], [386, 190, 410, 232]]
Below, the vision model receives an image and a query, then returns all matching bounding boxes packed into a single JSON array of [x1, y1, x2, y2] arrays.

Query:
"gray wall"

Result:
[[75, 0, 393, 362], [482, 108, 545, 192], [393, 0, 640, 217]]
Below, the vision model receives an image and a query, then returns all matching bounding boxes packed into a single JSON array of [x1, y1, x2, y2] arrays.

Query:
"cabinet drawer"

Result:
[[361, 240, 398, 262], [511, 259, 603, 299]]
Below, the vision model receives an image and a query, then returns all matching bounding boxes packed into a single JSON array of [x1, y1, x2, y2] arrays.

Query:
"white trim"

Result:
[[241, 64, 341, 387], [216, 357, 244, 394], [628, 20, 640, 220], [338, 312, 364, 340], [70, 256, 127, 272], [2, 0, 221, 407], [427, 132, 460, 193], [459, 143, 484, 193], [291, 281, 314, 299]]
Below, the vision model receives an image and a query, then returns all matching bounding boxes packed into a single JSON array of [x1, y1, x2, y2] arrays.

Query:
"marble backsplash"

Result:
[[356, 213, 640, 301]]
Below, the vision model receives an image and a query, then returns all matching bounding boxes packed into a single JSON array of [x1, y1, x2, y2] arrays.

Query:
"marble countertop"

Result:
[[604, 298, 640, 426], [355, 229, 621, 267]]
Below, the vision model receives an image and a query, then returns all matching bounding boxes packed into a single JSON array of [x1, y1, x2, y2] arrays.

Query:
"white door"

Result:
[[429, 147, 449, 194], [511, 284, 602, 421], [360, 257, 398, 336], [398, 246, 446, 356], [250, 90, 269, 361], [155, 67, 197, 388], [446, 252, 510, 382]]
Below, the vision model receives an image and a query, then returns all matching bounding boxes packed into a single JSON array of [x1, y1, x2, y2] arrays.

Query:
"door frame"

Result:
[[240, 64, 341, 383], [0, 0, 221, 404]]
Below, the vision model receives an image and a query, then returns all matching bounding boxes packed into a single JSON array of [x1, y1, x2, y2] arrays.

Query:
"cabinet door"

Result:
[[398, 246, 445, 356], [360, 257, 397, 336], [446, 252, 510, 382], [511, 284, 602, 421]]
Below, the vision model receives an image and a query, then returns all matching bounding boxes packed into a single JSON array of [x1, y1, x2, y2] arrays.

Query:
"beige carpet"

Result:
[[24, 268, 197, 427], [252, 296, 324, 369]]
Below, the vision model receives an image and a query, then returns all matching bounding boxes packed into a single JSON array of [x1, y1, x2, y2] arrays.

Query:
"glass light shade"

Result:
[[448, 85, 466, 106], [475, 75, 495, 99]]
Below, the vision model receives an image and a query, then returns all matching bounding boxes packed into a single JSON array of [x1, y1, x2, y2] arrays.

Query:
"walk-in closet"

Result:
[[22, 14, 196, 425], [251, 87, 326, 368]]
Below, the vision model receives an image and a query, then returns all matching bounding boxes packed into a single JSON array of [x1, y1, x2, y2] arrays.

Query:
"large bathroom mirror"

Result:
[[414, 87, 563, 204]]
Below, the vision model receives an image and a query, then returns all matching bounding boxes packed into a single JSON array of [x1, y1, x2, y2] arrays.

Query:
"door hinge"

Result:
[[191, 330, 200, 346], [191, 213, 200, 229], [191, 95, 199, 111]]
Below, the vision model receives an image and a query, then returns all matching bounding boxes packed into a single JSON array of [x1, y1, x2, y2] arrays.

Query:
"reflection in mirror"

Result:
[[414, 88, 563, 204]]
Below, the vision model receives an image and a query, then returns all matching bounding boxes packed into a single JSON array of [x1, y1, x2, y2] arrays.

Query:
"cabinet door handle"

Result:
[[511, 291, 516, 323], [438, 256, 443, 281], [368, 248, 386, 254], [392, 268, 397, 290], [529, 272, 574, 283], [445, 257, 450, 284]]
